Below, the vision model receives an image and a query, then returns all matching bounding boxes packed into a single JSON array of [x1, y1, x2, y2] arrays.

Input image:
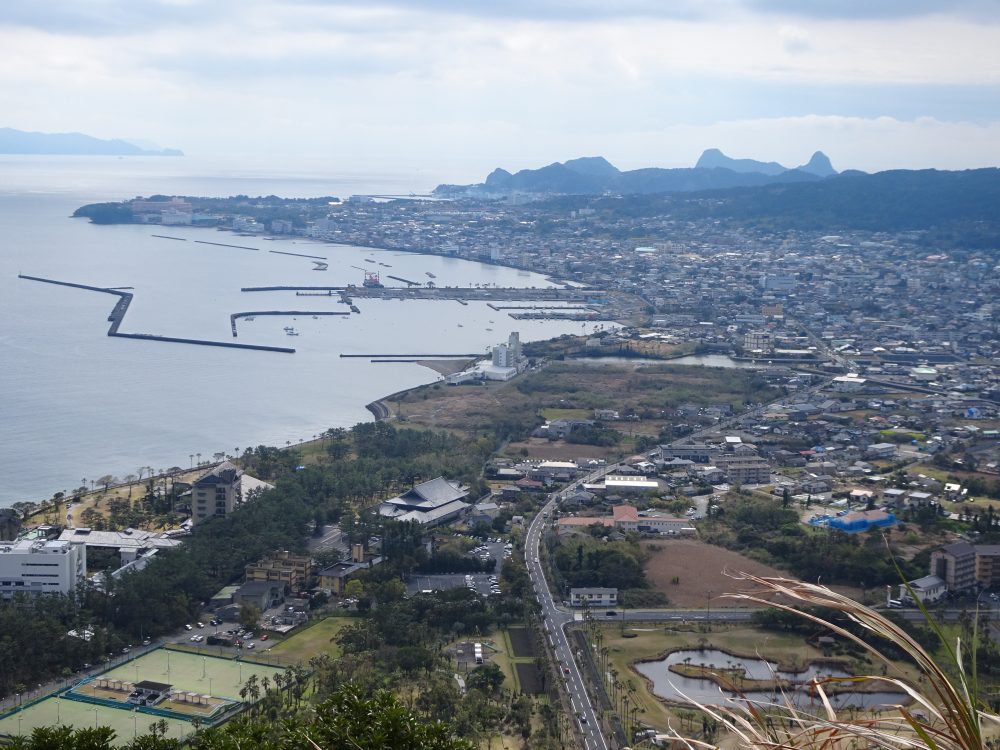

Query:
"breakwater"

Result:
[[230, 310, 350, 337], [194, 240, 258, 251], [341, 353, 479, 358], [268, 249, 328, 260], [151, 234, 187, 241], [18, 274, 294, 354]]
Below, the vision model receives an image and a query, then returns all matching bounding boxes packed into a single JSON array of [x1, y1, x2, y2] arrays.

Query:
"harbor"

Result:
[[18, 275, 295, 353], [230, 310, 351, 337]]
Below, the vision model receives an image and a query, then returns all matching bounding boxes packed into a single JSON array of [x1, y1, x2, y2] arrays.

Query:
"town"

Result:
[[5, 187, 1000, 748]]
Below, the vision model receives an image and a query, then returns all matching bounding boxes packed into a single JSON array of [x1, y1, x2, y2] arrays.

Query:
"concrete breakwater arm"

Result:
[[18, 274, 294, 354]]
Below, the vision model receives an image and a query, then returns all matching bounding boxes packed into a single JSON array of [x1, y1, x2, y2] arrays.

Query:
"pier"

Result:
[[194, 240, 259, 251], [230, 310, 350, 337], [240, 285, 596, 304], [268, 249, 328, 260], [385, 275, 421, 286], [18, 274, 294, 354], [341, 353, 479, 358], [151, 234, 187, 241]]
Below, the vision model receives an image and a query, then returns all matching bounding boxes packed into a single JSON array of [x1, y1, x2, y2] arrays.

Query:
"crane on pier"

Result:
[[350, 266, 384, 288]]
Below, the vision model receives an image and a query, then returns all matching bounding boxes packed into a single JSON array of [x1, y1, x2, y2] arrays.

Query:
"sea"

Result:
[[0, 156, 607, 506]]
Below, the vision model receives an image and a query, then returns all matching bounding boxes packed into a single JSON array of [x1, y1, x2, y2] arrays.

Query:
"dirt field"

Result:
[[514, 662, 544, 695], [506, 627, 536, 658], [502, 438, 615, 462], [642, 539, 797, 608]]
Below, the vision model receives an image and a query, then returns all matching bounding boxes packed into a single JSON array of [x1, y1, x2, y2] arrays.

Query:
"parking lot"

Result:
[[405, 539, 511, 597]]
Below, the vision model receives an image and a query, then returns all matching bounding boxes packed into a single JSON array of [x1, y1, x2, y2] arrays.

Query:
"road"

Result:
[[525, 464, 617, 750]]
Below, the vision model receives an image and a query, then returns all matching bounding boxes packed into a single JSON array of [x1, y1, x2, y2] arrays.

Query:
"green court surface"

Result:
[[0, 698, 190, 743], [101, 649, 286, 700], [0, 649, 286, 744]]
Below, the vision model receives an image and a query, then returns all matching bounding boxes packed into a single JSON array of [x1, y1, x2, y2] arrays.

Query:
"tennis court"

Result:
[[0, 648, 286, 744]]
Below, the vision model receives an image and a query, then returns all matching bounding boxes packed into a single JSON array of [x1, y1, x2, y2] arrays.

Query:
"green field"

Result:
[[267, 616, 359, 662], [102, 649, 285, 700], [0, 696, 192, 744], [0, 648, 287, 745]]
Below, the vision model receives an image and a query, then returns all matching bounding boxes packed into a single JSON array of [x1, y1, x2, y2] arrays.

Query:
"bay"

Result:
[[0, 156, 606, 506]]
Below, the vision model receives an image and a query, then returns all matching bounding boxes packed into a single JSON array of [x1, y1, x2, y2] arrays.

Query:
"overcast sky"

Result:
[[3, 0, 999, 180]]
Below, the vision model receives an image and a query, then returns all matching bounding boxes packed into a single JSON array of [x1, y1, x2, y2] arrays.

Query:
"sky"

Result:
[[2, 0, 999, 181]]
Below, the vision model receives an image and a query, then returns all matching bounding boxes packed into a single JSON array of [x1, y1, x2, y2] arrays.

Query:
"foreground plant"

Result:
[[666, 574, 1000, 750]]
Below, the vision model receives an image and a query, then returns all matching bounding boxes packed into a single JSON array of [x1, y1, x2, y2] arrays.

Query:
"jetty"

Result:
[[194, 240, 258, 251], [268, 249, 328, 260], [385, 275, 421, 286], [240, 285, 595, 304], [230, 310, 350, 337], [18, 274, 294, 354], [341, 353, 479, 358]]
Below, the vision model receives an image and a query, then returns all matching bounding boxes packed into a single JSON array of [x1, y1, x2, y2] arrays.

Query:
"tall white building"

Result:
[[0, 539, 87, 597], [492, 332, 522, 368]]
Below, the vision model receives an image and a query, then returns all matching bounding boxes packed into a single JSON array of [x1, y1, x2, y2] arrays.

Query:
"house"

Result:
[[898, 575, 946, 605], [318, 561, 367, 596], [233, 581, 284, 611], [865, 443, 898, 459], [378, 476, 470, 526], [570, 587, 618, 608]]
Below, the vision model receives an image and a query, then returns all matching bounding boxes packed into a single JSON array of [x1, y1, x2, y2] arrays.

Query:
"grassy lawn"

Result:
[[267, 616, 359, 662]]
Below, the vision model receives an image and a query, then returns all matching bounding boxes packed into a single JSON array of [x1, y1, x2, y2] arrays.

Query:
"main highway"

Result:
[[525, 466, 612, 750]]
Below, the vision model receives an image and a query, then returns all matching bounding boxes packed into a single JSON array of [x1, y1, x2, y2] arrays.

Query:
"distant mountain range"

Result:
[[0, 128, 182, 156], [434, 149, 837, 196]]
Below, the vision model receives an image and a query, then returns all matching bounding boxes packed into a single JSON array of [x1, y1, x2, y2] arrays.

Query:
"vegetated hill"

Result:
[[533, 167, 1000, 247], [436, 153, 828, 196], [0, 127, 182, 155], [675, 168, 1000, 235], [694, 148, 837, 177]]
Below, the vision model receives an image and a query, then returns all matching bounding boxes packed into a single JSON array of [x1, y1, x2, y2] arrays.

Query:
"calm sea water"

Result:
[[0, 156, 605, 505]]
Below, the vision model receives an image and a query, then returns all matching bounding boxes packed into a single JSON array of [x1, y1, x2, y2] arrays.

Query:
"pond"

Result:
[[634, 649, 906, 710]]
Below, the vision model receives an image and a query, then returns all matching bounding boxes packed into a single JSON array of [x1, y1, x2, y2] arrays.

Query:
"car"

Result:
[[606, 611, 618, 617], [260, 634, 269, 641], [141, 638, 151, 646], [184, 624, 193, 631], [122, 647, 131, 654], [190, 635, 200, 642], [246, 642, 255, 649], [196, 622, 205, 628], [580, 715, 588, 724], [563, 666, 571, 674]]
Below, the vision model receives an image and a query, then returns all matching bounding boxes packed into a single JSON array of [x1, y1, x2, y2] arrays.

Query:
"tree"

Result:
[[238, 602, 261, 632], [344, 579, 364, 600], [191, 683, 472, 750]]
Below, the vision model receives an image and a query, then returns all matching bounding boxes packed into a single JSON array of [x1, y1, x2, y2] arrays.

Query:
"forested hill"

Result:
[[682, 168, 1000, 231], [561, 167, 1000, 245]]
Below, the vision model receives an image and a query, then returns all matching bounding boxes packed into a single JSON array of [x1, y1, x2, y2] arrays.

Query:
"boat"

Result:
[[286, 328, 299, 336], [426, 272, 436, 278], [245, 316, 255, 322]]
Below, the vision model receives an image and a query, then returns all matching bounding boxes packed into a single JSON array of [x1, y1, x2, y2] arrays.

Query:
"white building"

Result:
[[898, 575, 946, 605], [570, 587, 618, 608], [0, 539, 87, 597]]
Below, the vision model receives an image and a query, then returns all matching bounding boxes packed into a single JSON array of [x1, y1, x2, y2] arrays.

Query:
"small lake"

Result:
[[635, 649, 906, 710], [571, 354, 760, 369]]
